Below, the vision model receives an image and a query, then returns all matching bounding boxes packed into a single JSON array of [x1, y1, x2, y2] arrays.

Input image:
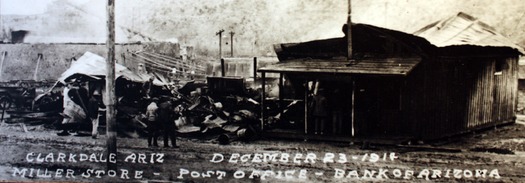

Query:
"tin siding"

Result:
[[466, 57, 518, 129], [420, 59, 469, 139], [466, 59, 494, 128]]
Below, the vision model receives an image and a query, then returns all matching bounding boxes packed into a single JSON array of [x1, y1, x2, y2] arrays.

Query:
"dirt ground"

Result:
[[0, 116, 524, 183]]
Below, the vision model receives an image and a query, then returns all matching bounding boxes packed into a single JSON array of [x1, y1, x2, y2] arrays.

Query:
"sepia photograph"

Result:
[[0, 0, 524, 182]]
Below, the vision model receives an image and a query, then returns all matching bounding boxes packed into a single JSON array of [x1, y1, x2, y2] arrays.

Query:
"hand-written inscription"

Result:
[[209, 152, 398, 164], [123, 153, 164, 164], [25, 152, 116, 163], [13, 152, 165, 180]]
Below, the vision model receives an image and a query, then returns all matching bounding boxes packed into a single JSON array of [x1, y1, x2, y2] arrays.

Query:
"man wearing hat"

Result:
[[145, 97, 160, 147]]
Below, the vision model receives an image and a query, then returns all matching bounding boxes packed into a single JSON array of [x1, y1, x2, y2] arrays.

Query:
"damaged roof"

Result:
[[414, 12, 525, 54], [58, 52, 165, 85], [262, 12, 523, 76]]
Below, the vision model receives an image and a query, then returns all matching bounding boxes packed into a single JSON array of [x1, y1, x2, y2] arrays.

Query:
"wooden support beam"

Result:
[[253, 57, 257, 81], [261, 72, 266, 131], [279, 73, 284, 108], [120, 53, 126, 66], [0, 51, 6, 81], [139, 51, 206, 71], [221, 58, 225, 77], [351, 79, 355, 137], [230, 31, 235, 57], [131, 52, 173, 70], [33, 54, 42, 81], [304, 80, 309, 135], [128, 57, 207, 78]]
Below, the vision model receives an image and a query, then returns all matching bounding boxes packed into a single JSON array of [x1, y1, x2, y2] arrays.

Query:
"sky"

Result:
[[1, 0, 524, 56], [1, 0, 55, 15]]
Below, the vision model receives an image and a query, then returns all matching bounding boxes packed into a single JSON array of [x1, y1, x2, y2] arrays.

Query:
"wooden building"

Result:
[[258, 12, 524, 141]]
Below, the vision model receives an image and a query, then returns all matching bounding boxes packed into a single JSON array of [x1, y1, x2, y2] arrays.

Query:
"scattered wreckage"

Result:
[[3, 52, 265, 145]]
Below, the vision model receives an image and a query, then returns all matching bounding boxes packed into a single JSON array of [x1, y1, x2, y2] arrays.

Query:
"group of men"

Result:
[[310, 88, 344, 135], [145, 97, 180, 148]]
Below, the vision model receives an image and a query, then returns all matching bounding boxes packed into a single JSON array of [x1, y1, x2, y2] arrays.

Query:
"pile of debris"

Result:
[[156, 78, 262, 145], [28, 77, 263, 144]]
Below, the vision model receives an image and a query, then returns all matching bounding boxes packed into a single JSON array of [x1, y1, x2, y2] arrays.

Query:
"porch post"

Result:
[[253, 57, 257, 81], [279, 73, 284, 108], [220, 58, 225, 77], [304, 80, 308, 135], [351, 79, 355, 137], [261, 71, 266, 131]]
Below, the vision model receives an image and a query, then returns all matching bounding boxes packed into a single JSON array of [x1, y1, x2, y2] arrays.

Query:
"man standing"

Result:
[[142, 76, 155, 99], [158, 98, 178, 148], [145, 98, 159, 147]]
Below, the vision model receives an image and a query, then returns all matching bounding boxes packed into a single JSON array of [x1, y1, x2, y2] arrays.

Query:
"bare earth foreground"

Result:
[[0, 116, 524, 182]]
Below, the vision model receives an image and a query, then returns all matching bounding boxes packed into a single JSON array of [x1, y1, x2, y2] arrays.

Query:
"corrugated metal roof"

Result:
[[414, 12, 525, 54], [258, 57, 421, 76]]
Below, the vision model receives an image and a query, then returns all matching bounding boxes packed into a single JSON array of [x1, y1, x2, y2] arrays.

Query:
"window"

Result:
[[494, 60, 505, 76]]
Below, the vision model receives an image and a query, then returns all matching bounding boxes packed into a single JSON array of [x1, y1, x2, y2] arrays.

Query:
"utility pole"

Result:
[[229, 31, 235, 57], [216, 29, 224, 59], [347, 0, 353, 62], [106, 0, 117, 171], [348, 0, 356, 138], [0, 0, 2, 41]]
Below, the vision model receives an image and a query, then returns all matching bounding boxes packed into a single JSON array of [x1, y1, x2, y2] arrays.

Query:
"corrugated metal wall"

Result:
[[406, 56, 518, 140], [465, 57, 518, 129], [420, 59, 469, 139]]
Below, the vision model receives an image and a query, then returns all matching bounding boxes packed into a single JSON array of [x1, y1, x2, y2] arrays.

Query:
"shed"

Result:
[[258, 12, 523, 141]]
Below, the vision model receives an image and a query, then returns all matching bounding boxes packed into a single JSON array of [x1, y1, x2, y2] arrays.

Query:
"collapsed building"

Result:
[[258, 12, 524, 141]]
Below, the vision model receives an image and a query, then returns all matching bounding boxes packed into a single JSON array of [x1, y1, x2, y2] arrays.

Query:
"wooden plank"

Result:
[[261, 63, 417, 72], [221, 58, 225, 77], [140, 51, 206, 71], [134, 51, 193, 69], [259, 59, 421, 75], [132, 52, 179, 70], [253, 57, 257, 80], [261, 72, 266, 131], [279, 61, 420, 67], [351, 79, 355, 137], [20, 123, 28, 133], [33, 54, 42, 81], [304, 81, 308, 135], [283, 57, 421, 63], [259, 67, 414, 75], [0, 51, 6, 80]]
